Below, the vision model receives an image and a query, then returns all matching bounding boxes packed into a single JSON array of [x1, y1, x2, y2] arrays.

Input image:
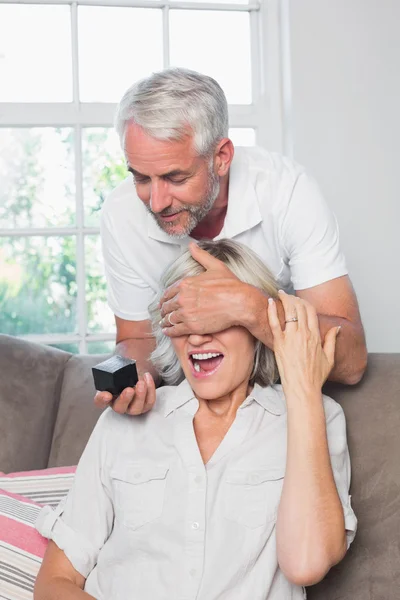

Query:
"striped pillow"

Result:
[[0, 467, 76, 509], [0, 467, 76, 600]]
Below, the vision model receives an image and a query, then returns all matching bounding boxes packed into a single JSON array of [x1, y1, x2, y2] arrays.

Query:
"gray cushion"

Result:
[[0, 335, 70, 472], [308, 353, 400, 599], [47, 354, 110, 467]]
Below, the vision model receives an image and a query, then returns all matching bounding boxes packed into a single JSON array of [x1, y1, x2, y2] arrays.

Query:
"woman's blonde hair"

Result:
[[148, 239, 279, 387]]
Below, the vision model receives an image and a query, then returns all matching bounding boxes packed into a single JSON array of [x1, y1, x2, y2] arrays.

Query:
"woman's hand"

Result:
[[268, 290, 340, 395]]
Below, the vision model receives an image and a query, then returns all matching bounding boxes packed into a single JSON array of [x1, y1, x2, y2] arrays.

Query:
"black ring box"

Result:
[[92, 355, 138, 396]]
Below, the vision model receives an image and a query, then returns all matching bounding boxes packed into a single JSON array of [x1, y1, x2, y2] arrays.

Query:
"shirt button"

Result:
[[191, 522, 200, 530], [251, 473, 260, 483], [190, 568, 197, 577], [194, 475, 202, 484], [134, 472, 141, 479]]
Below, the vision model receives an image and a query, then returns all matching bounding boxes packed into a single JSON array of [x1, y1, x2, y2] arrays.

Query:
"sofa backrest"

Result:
[[0, 335, 71, 472], [47, 352, 108, 467], [310, 353, 400, 599]]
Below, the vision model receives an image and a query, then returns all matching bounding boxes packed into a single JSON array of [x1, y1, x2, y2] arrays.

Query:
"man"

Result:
[[96, 67, 367, 415]]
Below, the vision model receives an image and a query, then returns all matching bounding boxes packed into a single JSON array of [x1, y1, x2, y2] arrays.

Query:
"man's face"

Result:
[[124, 122, 220, 238]]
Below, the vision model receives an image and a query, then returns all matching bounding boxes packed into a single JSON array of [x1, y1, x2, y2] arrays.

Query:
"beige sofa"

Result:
[[0, 333, 399, 599]]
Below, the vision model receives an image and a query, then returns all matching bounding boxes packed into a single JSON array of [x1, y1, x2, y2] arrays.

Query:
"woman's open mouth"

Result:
[[188, 351, 224, 379]]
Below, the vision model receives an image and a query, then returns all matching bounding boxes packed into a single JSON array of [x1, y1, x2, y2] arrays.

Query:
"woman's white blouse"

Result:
[[36, 380, 357, 600]]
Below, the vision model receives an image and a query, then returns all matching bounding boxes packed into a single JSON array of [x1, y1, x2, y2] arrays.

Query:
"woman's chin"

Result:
[[184, 370, 249, 402], [190, 380, 231, 401]]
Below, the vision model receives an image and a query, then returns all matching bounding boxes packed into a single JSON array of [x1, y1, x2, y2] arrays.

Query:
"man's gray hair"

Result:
[[115, 68, 229, 156], [148, 239, 279, 387]]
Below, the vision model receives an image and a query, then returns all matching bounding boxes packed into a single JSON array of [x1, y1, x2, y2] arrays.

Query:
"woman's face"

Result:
[[171, 326, 256, 401]]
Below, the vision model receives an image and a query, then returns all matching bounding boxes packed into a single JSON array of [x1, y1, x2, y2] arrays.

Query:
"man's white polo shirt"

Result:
[[100, 146, 347, 321]]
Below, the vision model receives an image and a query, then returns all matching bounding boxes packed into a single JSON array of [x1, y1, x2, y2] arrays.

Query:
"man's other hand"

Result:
[[94, 372, 156, 415]]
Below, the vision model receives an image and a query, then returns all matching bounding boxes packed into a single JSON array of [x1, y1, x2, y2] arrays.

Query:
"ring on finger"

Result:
[[285, 315, 298, 323], [167, 312, 176, 326]]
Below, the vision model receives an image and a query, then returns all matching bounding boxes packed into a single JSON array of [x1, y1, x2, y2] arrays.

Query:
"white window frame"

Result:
[[0, 0, 287, 353]]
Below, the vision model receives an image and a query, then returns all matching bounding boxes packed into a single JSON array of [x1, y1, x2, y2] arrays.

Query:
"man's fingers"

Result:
[[142, 372, 156, 412], [162, 323, 190, 338], [126, 375, 156, 415], [94, 390, 113, 408], [160, 296, 179, 319], [188, 241, 226, 271], [126, 380, 147, 416], [159, 281, 181, 306], [111, 387, 135, 415]]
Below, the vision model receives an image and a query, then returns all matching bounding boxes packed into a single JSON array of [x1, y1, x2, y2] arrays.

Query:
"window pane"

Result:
[[85, 235, 115, 335], [87, 340, 114, 355], [0, 128, 75, 229], [82, 128, 126, 228], [0, 4, 72, 102], [229, 128, 256, 146], [0, 236, 77, 336], [169, 11, 251, 104], [78, 7, 163, 102]]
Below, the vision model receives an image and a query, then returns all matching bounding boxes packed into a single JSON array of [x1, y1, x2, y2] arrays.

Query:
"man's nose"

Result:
[[150, 179, 171, 213]]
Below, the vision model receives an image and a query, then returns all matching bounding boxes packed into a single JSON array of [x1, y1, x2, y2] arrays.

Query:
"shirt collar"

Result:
[[164, 380, 285, 417], [164, 379, 198, 416], [240, 383, 286, 416], [147, 147, 262, 245], [215, 147, 262, 239]]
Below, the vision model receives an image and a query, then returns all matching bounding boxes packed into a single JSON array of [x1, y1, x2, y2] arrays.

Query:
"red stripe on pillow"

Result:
[[0, 514, 48, 557]]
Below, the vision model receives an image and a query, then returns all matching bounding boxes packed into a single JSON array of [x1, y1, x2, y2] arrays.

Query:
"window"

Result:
[[0, 0, 268, 353]]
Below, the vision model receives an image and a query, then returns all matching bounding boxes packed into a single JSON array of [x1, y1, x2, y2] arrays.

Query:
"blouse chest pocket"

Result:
[[111, 463, 169, 531], [224, 467, 285, 529]]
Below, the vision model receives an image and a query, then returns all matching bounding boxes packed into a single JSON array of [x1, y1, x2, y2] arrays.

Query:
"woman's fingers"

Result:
[[323, 326, 340, 370], [294, 297, 308, 332], [304, 300, 320, 336], [268, 297, 283, 341], [278, 289, 296, 321], [278, 290, 306, 331]]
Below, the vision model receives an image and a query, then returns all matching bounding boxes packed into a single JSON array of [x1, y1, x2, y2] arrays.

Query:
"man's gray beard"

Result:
[[148, 168, 221, 239]]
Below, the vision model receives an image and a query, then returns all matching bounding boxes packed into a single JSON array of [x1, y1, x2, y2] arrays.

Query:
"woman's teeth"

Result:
[[191, 352, 223, 374], [191, 352, 221, 359]]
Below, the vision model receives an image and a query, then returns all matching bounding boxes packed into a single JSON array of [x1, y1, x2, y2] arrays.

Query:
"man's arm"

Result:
[[296, 276, 367, 384], [94, 317, 159, 414], [159, 244, 367, 386], [247, 276, 367, 385]]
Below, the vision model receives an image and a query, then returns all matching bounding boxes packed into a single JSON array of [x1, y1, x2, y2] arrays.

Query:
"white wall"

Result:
[[287, 0, 400, 351]]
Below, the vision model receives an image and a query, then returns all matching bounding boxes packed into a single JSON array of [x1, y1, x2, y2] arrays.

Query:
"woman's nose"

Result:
[[188, 333, 213, 345]]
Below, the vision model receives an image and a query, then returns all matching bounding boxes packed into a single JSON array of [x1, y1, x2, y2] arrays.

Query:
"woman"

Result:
[[34, 239, 356, 600]]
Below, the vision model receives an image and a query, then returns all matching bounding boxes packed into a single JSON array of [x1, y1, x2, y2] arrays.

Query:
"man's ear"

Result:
[[214, 138, 234, 177]]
